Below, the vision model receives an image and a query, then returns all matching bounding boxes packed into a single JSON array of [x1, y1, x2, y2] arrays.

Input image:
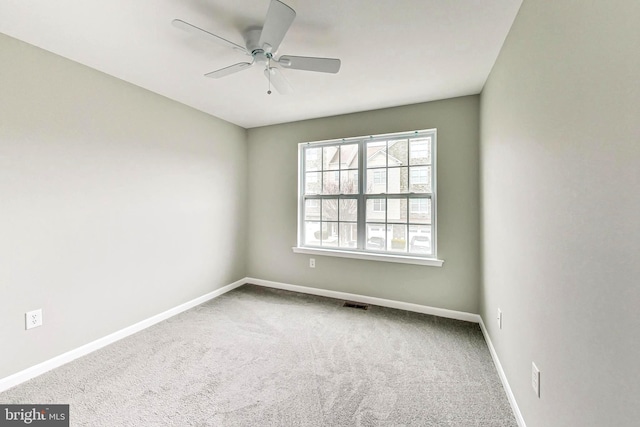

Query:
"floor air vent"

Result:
[[343, 301, 370, 310]]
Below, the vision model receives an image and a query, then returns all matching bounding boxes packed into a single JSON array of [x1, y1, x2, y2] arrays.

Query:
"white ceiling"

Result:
[[0, 0, 522, 128]]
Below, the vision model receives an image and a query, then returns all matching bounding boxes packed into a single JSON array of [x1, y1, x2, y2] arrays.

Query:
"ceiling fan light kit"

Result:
[[173, 0, 341, 95]]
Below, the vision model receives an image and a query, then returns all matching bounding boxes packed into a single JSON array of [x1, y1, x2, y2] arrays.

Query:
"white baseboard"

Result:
[[246, 277, 480, 323], [1, 275, 524, 427], [249, 278, 525, 424], [478, 317, 526, 427], [0, 278, 245, 393]]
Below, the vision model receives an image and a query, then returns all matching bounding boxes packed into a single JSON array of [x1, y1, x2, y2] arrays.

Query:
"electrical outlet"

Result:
[[497, 308, 503, 329], [309, 258, 316, 268], [532, 362, 540, 397], [25, 309, 43, 330]]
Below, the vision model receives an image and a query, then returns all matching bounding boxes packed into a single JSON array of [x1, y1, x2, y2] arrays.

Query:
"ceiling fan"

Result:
[[173, 0, 341, 95]]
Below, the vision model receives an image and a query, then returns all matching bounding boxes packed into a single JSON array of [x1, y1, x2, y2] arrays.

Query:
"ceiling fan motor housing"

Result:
[[243, 26, 272, 64], [244, 27, 266, 53]]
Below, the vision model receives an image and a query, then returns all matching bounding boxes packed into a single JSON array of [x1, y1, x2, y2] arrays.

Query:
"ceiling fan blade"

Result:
[[264, 67, 293, 94], [258, 0, 296, 53], [172, 19, 248, 54], [205, 62, 254, 79], [278, 55, 341, 73]]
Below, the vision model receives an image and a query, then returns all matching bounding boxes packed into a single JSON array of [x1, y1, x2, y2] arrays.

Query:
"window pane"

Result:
[[340, 144, 358, 169], [366, 140, 387, 167], [366, 198, 386, 222], [305, 172, 321, 194], [366, 224, 386, 251], [304, 199, 321, 221], [409, 225, 432, 255], [339, 223, 357, 248], [305, 147, 321, 171], [389, 224, 407, 253], [387, 198, 406, 224], [409, 166, 431, 193], [409, 198, 431, 224], [388, 167, 408, 193], [367, 169, 386, 194], [304, 221, 321, 246], [339, 199, 357, 221], [322, 171, 340, 194], [323, 146, 339, 170], [410, 137, 431, 165], [321, 222, 339, 247], [388, 139, 408, 166], [340, 170, 358, 194], [322, 199, 338, 221]]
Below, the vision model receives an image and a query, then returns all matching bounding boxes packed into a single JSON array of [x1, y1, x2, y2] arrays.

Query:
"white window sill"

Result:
[[292, 247, 444, 267]]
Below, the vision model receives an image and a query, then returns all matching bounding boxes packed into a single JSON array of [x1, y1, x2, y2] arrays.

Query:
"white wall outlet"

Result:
[[25, 309, 43, 330], [309, 258, 316, 268], [532, 362, 540, 397], [497, 308, 503, 329]]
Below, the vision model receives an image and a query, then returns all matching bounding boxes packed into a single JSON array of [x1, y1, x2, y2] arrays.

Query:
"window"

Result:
[[410, 198, 428, 213], [410, 168, 428, 185], [410, 138, 430, 161], [297, 129, 440, 265], [372, 170, 386, 185]]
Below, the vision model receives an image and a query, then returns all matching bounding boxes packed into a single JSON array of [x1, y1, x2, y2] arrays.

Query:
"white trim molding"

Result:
[[250, 277, 524, 425], [247, 277, 476, 322], [292, 246, 444, 267], [479, 317, 527, 427], [0, 278, 246, 393], [1, 274, 525, 427]]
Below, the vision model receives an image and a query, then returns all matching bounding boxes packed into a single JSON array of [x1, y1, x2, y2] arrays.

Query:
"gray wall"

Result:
[[247, 96, 481, 313], [480, 1, 640, 426], [0, 34, 248, 379]]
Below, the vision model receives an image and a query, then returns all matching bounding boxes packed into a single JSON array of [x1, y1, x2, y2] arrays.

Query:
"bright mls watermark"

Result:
[[0, 405, 68, 426]]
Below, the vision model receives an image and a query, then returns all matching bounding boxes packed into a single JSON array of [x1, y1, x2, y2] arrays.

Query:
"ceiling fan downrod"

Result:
[[267, 58, 272, 95]]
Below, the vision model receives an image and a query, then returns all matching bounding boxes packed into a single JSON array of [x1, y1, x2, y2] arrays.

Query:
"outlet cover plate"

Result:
[[532, 362, 540, 397], [26, 309, 43, 330]]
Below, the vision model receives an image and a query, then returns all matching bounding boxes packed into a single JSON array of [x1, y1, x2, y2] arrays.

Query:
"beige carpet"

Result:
[[0, 284, 517, 426]]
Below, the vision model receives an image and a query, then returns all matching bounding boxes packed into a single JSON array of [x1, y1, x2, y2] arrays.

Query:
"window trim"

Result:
[[296, 129, 442, 266], [291, 246, 444, 267]]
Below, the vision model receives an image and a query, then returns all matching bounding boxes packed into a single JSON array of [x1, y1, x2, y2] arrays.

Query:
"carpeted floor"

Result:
[[1, 284, 517, 426]]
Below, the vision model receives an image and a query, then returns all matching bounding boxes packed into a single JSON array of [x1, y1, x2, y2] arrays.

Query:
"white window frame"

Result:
[[294, 129, 442, 267]]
